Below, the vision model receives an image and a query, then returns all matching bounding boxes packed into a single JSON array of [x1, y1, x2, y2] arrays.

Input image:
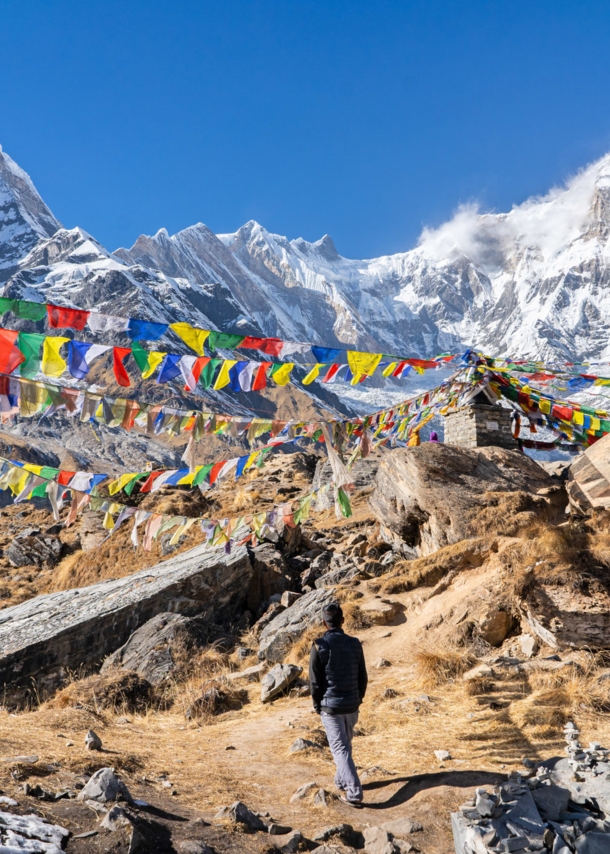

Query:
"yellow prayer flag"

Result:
[[573, 411, 584, 426], [244, 451, 258, 472], [591, 416, 601, 431], [347, 351, 382, 377], [539, 399, 551, 414], [213, 359, 237, 390], [103, 511, 115, 530], [170, 323, 210, 356], [272, 363, 294, 386], [382, 362, 397, 377], [41, 337, 69, 378], [108, 473, 139, 496], [302, 364, 322, 385], [142, 351, 166, 379]]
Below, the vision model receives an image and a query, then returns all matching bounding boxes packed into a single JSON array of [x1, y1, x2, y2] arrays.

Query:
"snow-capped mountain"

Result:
[[2, 143, 610, 364], [0, 145, 61, 280]]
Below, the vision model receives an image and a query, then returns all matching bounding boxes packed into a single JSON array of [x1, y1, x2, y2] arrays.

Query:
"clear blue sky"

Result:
[[2, 0, 610, 258]]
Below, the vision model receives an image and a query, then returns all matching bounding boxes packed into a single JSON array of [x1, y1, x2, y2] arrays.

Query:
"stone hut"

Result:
[[443, 391, 518, 450]]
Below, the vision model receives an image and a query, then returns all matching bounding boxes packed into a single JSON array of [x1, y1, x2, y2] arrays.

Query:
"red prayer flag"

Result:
[[140, 471, 163, 493], [113, 347, 131, 387], [0, 330, 25, 374], [208, 460, 226, 485], [239, 336, 265, 350], [552, 404, 573, 422], [58, 470, 76, 486], [252, 361, 272, 391], [191, 356, 210, 385], [322, 364, 340, 383], [259, 338, 284, 357], [47, 304, 90, 331]]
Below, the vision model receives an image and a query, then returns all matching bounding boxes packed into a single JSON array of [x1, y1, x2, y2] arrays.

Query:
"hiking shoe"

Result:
[[340, 794, 363, 807]]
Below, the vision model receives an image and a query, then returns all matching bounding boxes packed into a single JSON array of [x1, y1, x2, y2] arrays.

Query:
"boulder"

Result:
[[363, 826, 399, 854], [381, 818, 423, 835], [253, 602, 286, 637], [77, 767, 133, 804], [215, 800, 266, 831], [0, 541, 252, 707], [258, 587, 337, 662], [85, 729, 102, 751], [0, 810, 70, 850], [479, 610, 512, 646], [6, 528, 63, 568], [261, 663, 302, 703], [567, 433, 610, 512], [359, 599, 402, 625], [290, 781, 318, 802], [100, 805, 131, 831], [101, 612, 209, 684], [369, 444, 562, 556], [247, 544, 292, 612]]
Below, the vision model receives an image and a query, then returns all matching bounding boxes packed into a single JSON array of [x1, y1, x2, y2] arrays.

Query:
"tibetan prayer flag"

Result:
[[347, 351, 382, 377], [131, 341, 166, 379], [41, 337, 69, 377], [113, 347, 132, 387], [47, 304, 90, 330], [302, 364, 323, 385], [127, 319, 169, 341], [170, 322, 209, 356], [235, 455, 249, 478], [18, 332, 45, 378], [270, 362, 294, 386], [208, 460, 226, 485], [312, 346, 343, 363], [213, 360, 237, 390], [15, 300, 47, 321], [0, 330, 25, 374], [229, 362, 248, 393], [323, 364, 341, 383], [208, 331, 244, 351], [198, 359, 221, 389], [193, 464, 213, 486], [68, 341, 110, 380], [252, 362, 272, 391], [0, 298, 15, 315], [238, 361, 257, 391], [240, 336, 284, 357], [180, 355, 210, 391], [156, 353, 182, 384], [87, 313, 129, 334]]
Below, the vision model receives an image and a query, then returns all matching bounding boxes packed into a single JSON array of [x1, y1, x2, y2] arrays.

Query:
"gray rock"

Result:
[[85, 729, 102, 751], [0, 541, 252, 707], [280, 591, 302, 608], [261, 663, 303, 703], [77, 768, 133, 804], [100, 805, 131, 831], [178, 842, 214, 854], [575, 834, 610, 854], [370, 444, 560, 556], [226, 663, 266, 683], [479, 610, 513, 646], [310, 847, 344, 854], [315, 565, 363, 588], [434, 750, 451, 762], [313, 788, 329, 807], [273, 830, 304, 852], [258, 587, 337, 662], [290, 781, 318, 802], [215, 800, 266, 831], [363, 825, 399, 854], [268, 823, 293, 835], [6, 530, 63, 568], [102, 612, 209, 685], [0, 809, 70, 849], [373, 657, 391, 668], [531, 784, 571, 821], [253, 602, 286, 637], [520, 633, 539, 658], [313, 823, 355, 842], [289, 738, 321, 753], [248, 544, 292, 613], [381, 818, 423, 835]]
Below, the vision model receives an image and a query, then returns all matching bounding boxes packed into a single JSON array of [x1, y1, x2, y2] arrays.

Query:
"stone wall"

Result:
[[444, 404, 518, 450], [0, 542, 252, 707]]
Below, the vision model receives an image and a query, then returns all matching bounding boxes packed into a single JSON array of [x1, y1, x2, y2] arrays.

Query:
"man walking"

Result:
[[309, 602, 368, 806]]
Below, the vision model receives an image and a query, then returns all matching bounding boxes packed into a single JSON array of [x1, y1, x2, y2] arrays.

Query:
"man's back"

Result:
[[309, 627, 367, 714]]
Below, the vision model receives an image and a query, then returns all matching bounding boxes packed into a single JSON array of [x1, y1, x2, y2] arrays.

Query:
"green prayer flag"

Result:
[[193, 464, 213, 486], [31, 467, 60, 498], [130, 340, 149, 374], [198, 359, 221, 389], [18, 332, 45, 378], [207, 332, 244, 352], [124, 473, 147, 496], [337, 487, 352, 518], [15, 300, 47, 321], [0, 297, 16, 315]]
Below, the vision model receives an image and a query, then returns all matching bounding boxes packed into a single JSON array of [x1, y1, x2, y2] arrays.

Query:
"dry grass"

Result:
[[379, 537, 492, 594], [413, 644, 477, 689]]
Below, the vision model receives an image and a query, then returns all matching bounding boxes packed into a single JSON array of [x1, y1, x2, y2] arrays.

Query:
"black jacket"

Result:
[[309, 627, 368, 714]]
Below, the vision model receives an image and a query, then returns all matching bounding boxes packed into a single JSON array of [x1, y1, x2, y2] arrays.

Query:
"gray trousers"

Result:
[[320, 711, 362, 801]]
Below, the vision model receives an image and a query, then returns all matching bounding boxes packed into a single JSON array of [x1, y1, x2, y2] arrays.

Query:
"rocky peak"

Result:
[[0, 145, 62, 281]]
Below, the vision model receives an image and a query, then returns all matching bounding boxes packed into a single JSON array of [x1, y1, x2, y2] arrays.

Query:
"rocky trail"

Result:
[[3, 441, 610, 853]]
